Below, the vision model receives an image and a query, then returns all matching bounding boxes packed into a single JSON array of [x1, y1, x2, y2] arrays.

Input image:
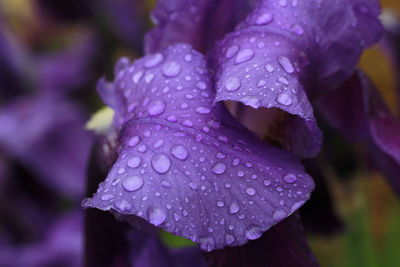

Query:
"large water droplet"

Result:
[[225, 77, 241, 91], [151, 154, 171, 174], [235, 48, 255, 64], [170, 145, 189, 160], [195, 106, 211, 114], [225, 233, 235, 245], [241, 96, 261, 108], [128, 136, 140, 147], [276, 92, 293, 106], [245, 226, 263, 240], [148, 100, 166, 116], [226, 45, 239, 58], [114, 200, 132, 212], [246, 187, 256, 196], [272, 209, 287, 221], [132, 71, 143, 84], [212, 162, 226, 175], [256, 13, 273, 25], [145, 53, 164, 68], [278, 56, 295, 73], [123, 176, 144, 192], [283, 172, 297, 183], [199, 236, 215, 252], [148, 207, 166, 226], [290, 24, 304, 35], [162, 61, 181, 77], [229, 201, 240, 214]]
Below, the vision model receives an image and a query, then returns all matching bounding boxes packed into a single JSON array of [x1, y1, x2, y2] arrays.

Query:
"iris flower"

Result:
[[83, 0, 389, 264]]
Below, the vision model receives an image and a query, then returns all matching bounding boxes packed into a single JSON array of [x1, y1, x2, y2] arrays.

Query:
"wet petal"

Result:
[[144, 0, 252, 54], [204, 213, 319, 267], [210, 0, 382, 157], [83, 44, 314, 251]]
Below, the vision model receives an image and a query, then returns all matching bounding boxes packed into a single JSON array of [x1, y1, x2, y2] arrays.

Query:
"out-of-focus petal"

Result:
[[0, 211, 83, 267], [204, 213, 319, 267], [0, 95, 93, 197], [35, 33, 97, 94], [145, 0, 252, 54], [83, 44, 314, 251], [316, 71, 400, 196]]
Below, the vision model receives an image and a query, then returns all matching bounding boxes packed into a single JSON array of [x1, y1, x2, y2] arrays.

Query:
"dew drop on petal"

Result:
[[148, 207, 166, 226], [216, 200, 225, 207], [245, 225, 263, 240], [265, 64, 274, 72], [144, 53, 164, 68], [263, 179, 271, 186], [128, 136, 140, 147], [290, 24, 304, 35], [199, 236, 215, 252], [283, 172, 297, 183], [273, 209, 287, 221], [123, 176, 144, 192], [225, 233, 235, 245], [229, 201, 240, 214], [151, 154, 171, 174], [235, 48, 255, 64], [148, 100, 166, 116], [212, 162, 226, 175], [276, 93, 293, 106], [225, 77, 241, 91], [290, 200, 306, 213], [226, 45, 239, 58], [162, 61, 181, 77], [195, 106, 211, 114], [278, 56, 295, 73], [114, 200, 132, 212], [127, 157, 142, 168], [246, 187, 256, 196], [256, 13, 273, 25], [170, 145, 189, 160]]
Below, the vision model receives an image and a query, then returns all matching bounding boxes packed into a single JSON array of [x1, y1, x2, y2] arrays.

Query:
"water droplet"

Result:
[[128, 136, 140, 147], [114, 200, 132, 212], [265, 64, 274, 72], [246, 187, 256, 196], [144, 53, 164, 68], [212, 162, 226, 175], [263, 179, 271, 186], [229, 201, 240, 214], [273, 209, 287, 221], [256, 13, 273, 25], [184, 54, 192, 62], [241, 96, 261, 108], [216, 200, 225, 207], [278, 56, 295, 73], [162, 61, 181, 77], [235, 48, 255, 64], [101, 194, 114, 201], [237, 170, 244, 177], [279, 0, 287, 7], [123, 176, 144, 192], [283, 173, 297, 183], [170, 145, 189, 160], [144, 73, 155, 83], [225, 77, 241, 91], [148, 100, 166, 116], [195, 106, 211, 114], [199, 236, 215, 251], [148, 207, 166, 226], [290, 24, 304, 35], [173, 212, 180, 221], [189, 182, 198, 190], [276, 93, 293, 106], [245, 226, 263, 240], [226, 45, 239, 58], [127, 157, 142, 168], [137, 144, 147, 153], [232, 158, 240, 166], [132, 71, 143, 83], [161, 180, 171, 187], [151, 154, 171, 174], [217, 135, 229, 144], [290, 200, 305, 213], [153, 139, 164, 149], [225, 233, 235, 245]]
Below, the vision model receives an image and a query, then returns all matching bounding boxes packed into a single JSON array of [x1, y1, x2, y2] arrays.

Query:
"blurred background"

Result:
[[0, 0, 399, 266]]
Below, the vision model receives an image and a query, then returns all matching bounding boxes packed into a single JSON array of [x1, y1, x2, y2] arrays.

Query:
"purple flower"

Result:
[[83, 43, 314, 251], [83, 0, 383, 258]]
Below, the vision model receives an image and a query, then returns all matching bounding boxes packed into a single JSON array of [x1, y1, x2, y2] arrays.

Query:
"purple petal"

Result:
[[0, 211, 83, 267], [204, 213, 319, 267], [83, 44, 314, 251], [0, 95, 93, 197], [316, 71, 400, 196], [210, 0, 382, 157], [145, 0, 252, 54], [35, 33, 97, 94]]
